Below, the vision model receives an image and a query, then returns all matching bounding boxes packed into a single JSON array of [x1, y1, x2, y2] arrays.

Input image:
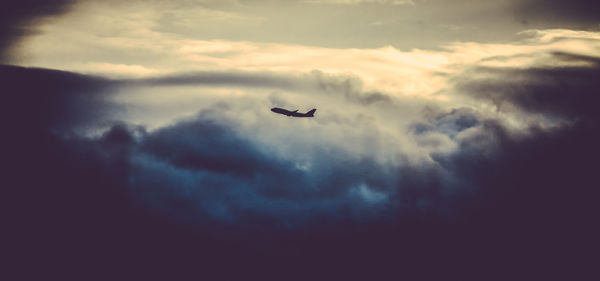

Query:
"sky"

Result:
[[4, 0, 600, 279]]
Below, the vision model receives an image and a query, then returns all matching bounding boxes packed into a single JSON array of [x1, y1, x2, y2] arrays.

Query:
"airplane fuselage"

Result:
[[271, 107, 316, 117]]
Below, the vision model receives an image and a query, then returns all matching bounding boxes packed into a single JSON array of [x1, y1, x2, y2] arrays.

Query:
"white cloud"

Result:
[[350, 184, 389, 204]]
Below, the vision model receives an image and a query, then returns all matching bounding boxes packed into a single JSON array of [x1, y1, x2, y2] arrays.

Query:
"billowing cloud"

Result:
[[8, 32, 600, 226], [9, 58, 599, 276], [5, 1, 600, 277], [7, 26, 600, 228]]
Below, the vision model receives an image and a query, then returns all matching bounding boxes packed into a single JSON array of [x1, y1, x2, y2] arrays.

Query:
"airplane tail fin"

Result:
[[306, 109, 316, 117]]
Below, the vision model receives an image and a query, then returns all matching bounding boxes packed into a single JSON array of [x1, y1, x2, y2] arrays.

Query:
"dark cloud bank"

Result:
[[5, 52, 600, 279], [0, 0, 75, 62], [516, 0, 600, 25]]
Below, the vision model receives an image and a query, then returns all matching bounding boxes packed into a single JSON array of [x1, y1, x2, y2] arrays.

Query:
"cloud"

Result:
[[139, 117, 279, 177], [7, 28, 600, 226], [350, 183, 389, 204], [17, 17, 600, 103], [515, 0, 600, 25], [5, 4, 600, 272], [304, 0, 415, 5], [10, 58, 597, 228], [0, 65, 448, 228], [456, 52, 600, 119], [125, 69, 392, 106], [0, 0, 75, 62], [0, 64, 119, 132], [6, 41, 600, 276], [120, 112, 408, 226]]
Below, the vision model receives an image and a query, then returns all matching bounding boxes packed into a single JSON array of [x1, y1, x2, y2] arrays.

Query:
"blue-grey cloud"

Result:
[[6, 60, 600, 278]]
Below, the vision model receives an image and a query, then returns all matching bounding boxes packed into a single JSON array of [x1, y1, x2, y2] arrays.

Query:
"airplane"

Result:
[[271, 107, 316, 117]]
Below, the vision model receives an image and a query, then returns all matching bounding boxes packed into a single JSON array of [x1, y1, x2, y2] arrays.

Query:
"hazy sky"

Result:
[[12, 0, 600, 53]]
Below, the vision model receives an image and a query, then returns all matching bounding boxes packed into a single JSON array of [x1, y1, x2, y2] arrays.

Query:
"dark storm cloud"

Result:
[[120, 56, 600, 228], [6, 61, 598, 224], [1, 66, 403, 228], [4, 64, 126, 240], [127, 112, 403, 226], [1, 64, 118, 132], [0, 0, 75, 62], [516, 0, 600, 25], [7, 60, 600, 277], [1, 65, 398, 228], [443, 54, 600, 241], [141, 119, 266, 176], [457, 53, 600, 119]]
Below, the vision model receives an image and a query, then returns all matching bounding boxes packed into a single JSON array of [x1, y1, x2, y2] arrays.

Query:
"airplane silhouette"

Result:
[[271, 107, 316, 117]]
